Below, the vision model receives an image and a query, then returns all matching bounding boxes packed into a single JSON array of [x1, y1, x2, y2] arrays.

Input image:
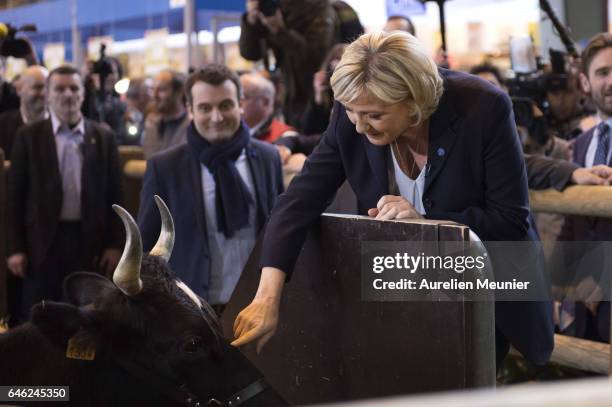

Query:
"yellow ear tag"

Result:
[[66, 336, 96, 360]]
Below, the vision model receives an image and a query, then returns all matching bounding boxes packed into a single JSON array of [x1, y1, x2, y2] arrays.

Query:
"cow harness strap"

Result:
[[207, 377, 269, 407], [114, 355, 269, 407]]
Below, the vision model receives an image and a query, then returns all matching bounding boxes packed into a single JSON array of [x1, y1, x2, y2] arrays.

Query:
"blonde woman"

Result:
[[232, 31, 553, 368]]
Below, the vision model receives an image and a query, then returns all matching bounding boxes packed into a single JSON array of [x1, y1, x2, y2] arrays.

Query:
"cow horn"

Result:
[[112, 204, 143, 296], [148, 195, 174, 261]]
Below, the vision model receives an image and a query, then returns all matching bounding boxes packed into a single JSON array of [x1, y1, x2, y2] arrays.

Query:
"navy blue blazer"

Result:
[[572, 126, 596, 166], [557, 126, 611, 341], [138, 139, 284, 300], [558, 125, 612, 242], [261, 69, 553, 365]]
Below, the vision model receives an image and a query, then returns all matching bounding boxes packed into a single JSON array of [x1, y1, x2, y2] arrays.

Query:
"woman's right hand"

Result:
[[231, 267, 286, 353], [231, 298, 279, 353], [246, 0, 261, 26]]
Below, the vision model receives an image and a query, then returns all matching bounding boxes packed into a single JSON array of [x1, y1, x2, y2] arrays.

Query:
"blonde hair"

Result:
[[331, 31, 443, 126]]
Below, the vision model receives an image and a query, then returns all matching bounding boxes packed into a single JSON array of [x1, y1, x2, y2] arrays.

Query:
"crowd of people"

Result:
[[2, 0, 612, 372]]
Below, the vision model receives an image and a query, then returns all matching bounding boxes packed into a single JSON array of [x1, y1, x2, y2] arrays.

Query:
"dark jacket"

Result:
[[7, 118, 124, 270], [239, 0, 336, 128], [0, 109, 24, 158], [137, 139, 284, 299], [558, 126, 612, 242], [260, 69, 554, 365], [0, 82, 19, 115], [525, 154, 577, 191]]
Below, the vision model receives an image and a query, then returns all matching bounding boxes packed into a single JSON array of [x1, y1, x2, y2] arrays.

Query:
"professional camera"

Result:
[[90, 43, 122, 124], [508, 0, 584, 137], [92, 44, 114, 85], [507, 38, 569, 129], [0, 23, 36, 59], [259, 0, 280, 17]]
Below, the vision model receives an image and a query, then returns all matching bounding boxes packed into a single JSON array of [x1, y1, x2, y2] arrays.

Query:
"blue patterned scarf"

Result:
[[186, 121, 253, 238]]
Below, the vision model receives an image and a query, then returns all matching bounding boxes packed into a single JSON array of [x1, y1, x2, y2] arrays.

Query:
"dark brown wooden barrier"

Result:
[[221, 214, 495, 405], [530, 186, 612, 375], [319, 377, 612, 407]]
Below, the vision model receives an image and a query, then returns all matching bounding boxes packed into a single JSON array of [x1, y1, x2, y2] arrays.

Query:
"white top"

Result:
[[391, 150, 426, 215], [51, 111, 85, 221], [585, 117, 612, 167], [201, 150, 257, 304]]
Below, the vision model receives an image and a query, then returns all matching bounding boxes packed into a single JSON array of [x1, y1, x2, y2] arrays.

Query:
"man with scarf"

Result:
[[138, 64, 284, 312]]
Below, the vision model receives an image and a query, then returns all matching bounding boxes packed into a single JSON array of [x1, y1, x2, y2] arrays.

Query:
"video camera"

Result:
[[259, 0, 280, 17], [507, 44, 569, 128], [92, 43, 114, 85], [91, 43, 117, 123], [507, 0, 580, 130], [0, 23, 37, 59]]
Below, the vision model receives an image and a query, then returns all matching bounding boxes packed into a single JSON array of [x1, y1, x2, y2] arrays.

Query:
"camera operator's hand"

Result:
[[7, 253, 27, 278], [260, 9, 285, 35], [275, 144, 291, 164], [571, 165, 612, 186], [246, 0, 262, 26], [313, 70, 329, 105]]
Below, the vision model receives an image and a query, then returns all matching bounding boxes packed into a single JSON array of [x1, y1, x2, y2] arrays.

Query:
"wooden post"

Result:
[[530, 185, 612, 375]]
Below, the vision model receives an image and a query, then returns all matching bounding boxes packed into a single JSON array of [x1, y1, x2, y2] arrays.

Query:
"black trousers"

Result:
[[6, 274, 23, 327], [21, 222, 89, 318]]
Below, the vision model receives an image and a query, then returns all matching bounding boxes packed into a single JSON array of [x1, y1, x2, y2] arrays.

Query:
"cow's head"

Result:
[[29, 197, 276, 406]]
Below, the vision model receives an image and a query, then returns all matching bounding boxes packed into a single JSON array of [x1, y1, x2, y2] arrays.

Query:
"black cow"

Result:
[[0, 196, 288, 406]]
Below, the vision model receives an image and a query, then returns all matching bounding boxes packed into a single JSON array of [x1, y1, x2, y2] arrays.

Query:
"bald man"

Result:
[[0, 65, 48, 157], [141, 69, 189, 159], [240, 73, 295, 143]]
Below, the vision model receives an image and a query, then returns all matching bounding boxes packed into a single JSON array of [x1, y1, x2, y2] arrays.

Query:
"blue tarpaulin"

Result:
[[0, 0, 244, 60]]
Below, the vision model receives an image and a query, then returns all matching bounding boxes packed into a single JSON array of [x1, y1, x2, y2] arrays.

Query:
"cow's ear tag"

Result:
[[66, 335, 96, 360]]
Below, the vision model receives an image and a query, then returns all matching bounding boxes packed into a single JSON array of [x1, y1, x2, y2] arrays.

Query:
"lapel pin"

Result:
[[437, 147, 445, 157]]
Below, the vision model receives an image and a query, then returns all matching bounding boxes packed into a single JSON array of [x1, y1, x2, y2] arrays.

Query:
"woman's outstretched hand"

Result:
[[231, 267, 286, 353]]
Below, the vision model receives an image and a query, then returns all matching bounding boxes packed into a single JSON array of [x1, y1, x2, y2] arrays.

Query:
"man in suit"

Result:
[[556, 33, 612, 342], [0, 65, 48, 158], [0, 65, 48, 326], [7, 65, 124, 317], [138, 64, 284, 311]]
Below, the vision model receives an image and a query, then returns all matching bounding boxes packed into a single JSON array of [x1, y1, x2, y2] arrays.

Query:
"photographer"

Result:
[[97, 57, 128, 143], [470, 62, 612, 190], [81, 48, 129, 144], [546, 66, 589, 140], [471, 63, 571, 160], [520, 101, 570, 160], [0, 23, 38, 115], [0, 57, 18, 115], [301, 43, 346, 135], [239, 0, 337, 128]]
